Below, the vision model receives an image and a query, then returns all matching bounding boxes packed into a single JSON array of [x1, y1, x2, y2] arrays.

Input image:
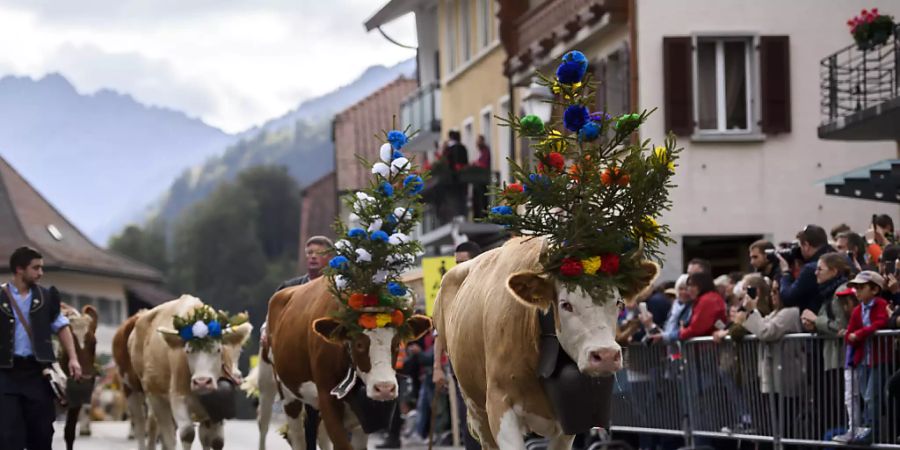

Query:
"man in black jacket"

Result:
[[1, 246, 82, 450], [779, 225, 834, 313], [749, 239, 781, 283]]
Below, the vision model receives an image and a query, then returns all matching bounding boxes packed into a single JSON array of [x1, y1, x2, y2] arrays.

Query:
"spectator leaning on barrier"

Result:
[[807, 253, 852, 366], [842, 271, 891, 444], [779, 224, 835, 314], [679, 272, 727, 341], [642, 274, 689, 345], [877, 244, 900, 307], [713, 274, 773, 343]]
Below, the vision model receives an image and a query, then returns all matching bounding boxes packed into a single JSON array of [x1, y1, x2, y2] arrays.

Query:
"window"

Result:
[[445, 1, 457, 73], [462, 118, 475, 161], [460, 0, 472, 63], [76, 295, 93, 311], [694, 37, 752, 133], [498, 97, 512, 182], [98, 297, 113, 325], [476, 0, 491, 49]]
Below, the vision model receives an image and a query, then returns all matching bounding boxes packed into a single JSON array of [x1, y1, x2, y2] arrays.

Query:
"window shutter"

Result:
[[663, 37, 693, 136], [594, 59, 607, 113], [759, 36, 791, 134], [619, 45, 631, 113]]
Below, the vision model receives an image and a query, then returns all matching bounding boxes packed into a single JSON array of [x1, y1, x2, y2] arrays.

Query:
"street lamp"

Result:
[[521, 81, 554, 123]]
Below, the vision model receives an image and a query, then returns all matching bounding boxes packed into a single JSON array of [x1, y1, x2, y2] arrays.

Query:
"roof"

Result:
[[0, 155, 164, 281], [125, 282, 176, 307], [364, 0, 419, 31], [819, 159, 900, 204]]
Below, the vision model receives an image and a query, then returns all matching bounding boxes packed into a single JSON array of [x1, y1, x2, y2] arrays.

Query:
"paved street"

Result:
[[53, 420, 463, 450]]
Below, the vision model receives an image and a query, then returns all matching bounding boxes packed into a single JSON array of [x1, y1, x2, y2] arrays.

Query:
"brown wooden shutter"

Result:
[[663, 37, 693, 136], [759, 36, 791, 134], [594, 59, 607, 113]]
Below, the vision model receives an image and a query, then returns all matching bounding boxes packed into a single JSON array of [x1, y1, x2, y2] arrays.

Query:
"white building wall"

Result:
[[637, 0, 899, 280]]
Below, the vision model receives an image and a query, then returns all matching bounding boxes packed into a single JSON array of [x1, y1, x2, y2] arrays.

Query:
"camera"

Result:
[[765, 242, 803, 266], [746, 286, 758, 299]]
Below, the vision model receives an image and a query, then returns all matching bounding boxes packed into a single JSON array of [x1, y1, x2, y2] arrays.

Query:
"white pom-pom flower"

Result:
[[372, 162, 390, 178], [334, 275, 348, 290], [380, 143, 393, 163], [367, 219, 383, 233], [191, 321, 209, 339], [355, 248, 372, 263], [372, 270, 389, 283], [390, 157, 409, 175], [393, 207, 412, 221], [388, 232, 410, 246], [335, 239, 352, 251]]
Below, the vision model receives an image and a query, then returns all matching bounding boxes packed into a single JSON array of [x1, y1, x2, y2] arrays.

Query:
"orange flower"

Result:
[[348, 293, 366, 310], [601, 166, 629, 187], [358, 314, 377, 329], [568, 164, 581, 182], [391, 309, 405, 326]]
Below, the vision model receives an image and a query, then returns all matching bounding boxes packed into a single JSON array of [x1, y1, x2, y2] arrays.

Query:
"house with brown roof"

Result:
[[0, 155, 172, 358]]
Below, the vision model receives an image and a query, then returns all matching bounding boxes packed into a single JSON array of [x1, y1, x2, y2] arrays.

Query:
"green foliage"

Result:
[[171, 304, 249, 351], [108, 221, 168, 272], [489, 50, 680, 299]]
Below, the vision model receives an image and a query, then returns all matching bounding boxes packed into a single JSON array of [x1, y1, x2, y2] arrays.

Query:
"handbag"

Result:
[[2, 283, 69, 406]]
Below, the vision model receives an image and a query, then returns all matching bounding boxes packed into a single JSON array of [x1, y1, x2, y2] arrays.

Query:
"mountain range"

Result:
[[0, 58, 415, 243]]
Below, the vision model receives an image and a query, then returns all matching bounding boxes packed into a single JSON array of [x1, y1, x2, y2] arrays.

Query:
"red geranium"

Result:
[[348, 293, 366, 310], [599, 253, 620, 274], [506, 183, 525, 194], [391, 309, 405, 326], [363, 294, 379, 307], [547, 152, 565, 171], [560, 257, 584, 277]]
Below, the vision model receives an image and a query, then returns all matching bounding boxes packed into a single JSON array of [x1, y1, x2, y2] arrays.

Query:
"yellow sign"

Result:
[[422, 256, 456, 316]]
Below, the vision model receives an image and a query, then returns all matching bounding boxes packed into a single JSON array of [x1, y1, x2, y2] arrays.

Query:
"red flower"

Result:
[[348, 293, 366, 310], [363, 294, 379, 307], [547, 152, 565, 171], [560, 258, 584, 277], [600, 167, 629, 186], [599, 254, 620, 274], [391, 309, 405, 326], [506, 183, 524, 193], [537, 162, 546, 173], [359, 314, 377, 329]]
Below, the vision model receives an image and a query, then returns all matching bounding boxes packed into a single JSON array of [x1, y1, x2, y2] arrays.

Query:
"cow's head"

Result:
[[313, 315, 432, 401], [65, 305, 98, 378], [158, 322, 253, 394], [507, 260, 658, 377]]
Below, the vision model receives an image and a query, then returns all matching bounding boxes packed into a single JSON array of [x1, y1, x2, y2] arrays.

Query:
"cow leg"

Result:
[[64, 406, 79, 450], [256, 362, 277, 450], [283, 400, 308, 450], [466, 402, 497, 450], [486, 394, 526, 450], [341, 407, 367, 450], [169, 394, 197, 450], [79, 404, 92, 436], [148, 410, 160, 450], [547, 435, 575, 450], [147, 394, 178, 450], [317, 390, 354, 450], [317, 419, 333, 450], [128, 392, 150, 450], [199, 420, 225, 450]]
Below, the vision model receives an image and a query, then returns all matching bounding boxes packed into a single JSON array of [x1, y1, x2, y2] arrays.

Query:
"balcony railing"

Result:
[[820, 24, 900, 125], [420, 166, 500, 233], [400, 82, 441, 147]]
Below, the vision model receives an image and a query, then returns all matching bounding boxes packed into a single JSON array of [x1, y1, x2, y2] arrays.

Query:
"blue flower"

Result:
[[371, 230, 390, 242], [562, 50, 587, 65], [403, 175, 424, 194], [578, 121, 601, 142], [207, 320, 222, 338], [387, 130, 408, 149], [380, 181, 394, 197], [491, 205, 513, 215], [348, 228, 367, 238], [393, 150, 404, 159], [387, 282, 407, 296], [591, 111, 612, 123], [556, 61, 587, 84], [329, 256, 350, 270], [563, 105, 590, 132], [179, 326, 193, 341]]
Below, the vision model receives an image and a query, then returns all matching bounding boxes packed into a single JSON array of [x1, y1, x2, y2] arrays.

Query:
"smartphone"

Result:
[[746, 286, 758, 300]]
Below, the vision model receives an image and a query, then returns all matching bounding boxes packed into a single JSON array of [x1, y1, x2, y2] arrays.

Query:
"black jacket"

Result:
[[0, 284, 62, 368], [277, 273, 311, 292], [781, 245, 834, 313]]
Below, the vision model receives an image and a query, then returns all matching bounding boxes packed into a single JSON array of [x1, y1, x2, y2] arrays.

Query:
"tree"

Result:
[[108, 221, 168, 272], [235, 166, 301, 262]]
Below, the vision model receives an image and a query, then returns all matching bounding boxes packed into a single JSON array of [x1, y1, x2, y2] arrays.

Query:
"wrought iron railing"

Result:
[[400, 82, 441, 145], [820, 23, 900, 124]]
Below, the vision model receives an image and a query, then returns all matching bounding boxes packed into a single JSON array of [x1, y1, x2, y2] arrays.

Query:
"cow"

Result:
[[113, 295, 253, 450], [266, 275, 431, 450], [58, 303, 99, 450], [433, 236, 659, 450]]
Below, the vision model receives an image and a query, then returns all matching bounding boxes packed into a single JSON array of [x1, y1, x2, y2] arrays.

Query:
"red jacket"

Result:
[[679, 291, 727, 340], [845, 296, 891, 367]]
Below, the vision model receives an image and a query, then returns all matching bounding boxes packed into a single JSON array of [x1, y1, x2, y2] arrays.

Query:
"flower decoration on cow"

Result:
[[324, 123, 431, 339], [170, 305, 249, 351], [491, 49, 680, 300]]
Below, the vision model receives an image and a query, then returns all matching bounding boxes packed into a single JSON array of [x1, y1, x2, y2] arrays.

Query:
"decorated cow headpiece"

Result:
[[324, 123, 430, 339], [490, 49, 679, 300], [170, 305, 250, 351]]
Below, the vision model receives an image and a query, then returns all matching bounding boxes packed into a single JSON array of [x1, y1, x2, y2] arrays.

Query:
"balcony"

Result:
[[399, 82, 441, 153], [818, 24, 900, 140]]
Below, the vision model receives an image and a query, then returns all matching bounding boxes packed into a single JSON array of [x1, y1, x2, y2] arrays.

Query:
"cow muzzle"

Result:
[[191, 376, 216, 393], [583, 346, 622, 376], [367, 380, 398, 401]]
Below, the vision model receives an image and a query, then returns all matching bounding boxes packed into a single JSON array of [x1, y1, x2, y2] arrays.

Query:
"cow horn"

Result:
[[628, 238, 645, 260]]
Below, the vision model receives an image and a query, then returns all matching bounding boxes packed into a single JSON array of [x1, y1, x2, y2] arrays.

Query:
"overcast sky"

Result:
[[0, 1, 417, 133]]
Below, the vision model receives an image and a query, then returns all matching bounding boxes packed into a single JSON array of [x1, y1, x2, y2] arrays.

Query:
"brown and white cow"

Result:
[[267, 276, 431, 450], [433, 236, 658, 450], [113, 295, 253, 450], [58, 303, 99, 450]]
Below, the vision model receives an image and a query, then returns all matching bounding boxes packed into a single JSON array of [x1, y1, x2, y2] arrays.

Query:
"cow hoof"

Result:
[[211, 437, 224, 450]]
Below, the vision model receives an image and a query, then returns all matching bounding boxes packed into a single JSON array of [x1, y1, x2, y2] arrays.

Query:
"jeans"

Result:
[[415, 378, 435, 439]]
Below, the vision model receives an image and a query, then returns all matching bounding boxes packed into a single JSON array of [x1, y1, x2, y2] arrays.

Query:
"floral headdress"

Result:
[[326, 122, 424, 336], [171, 305, 249, 351], [490, 49, 679, 300]]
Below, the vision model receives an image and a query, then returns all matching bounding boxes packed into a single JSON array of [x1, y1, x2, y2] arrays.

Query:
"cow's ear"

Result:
[[313, 318, 348, 344], [507, 271, 556, 311], [405, 315, 433, 341], [223, 322, 254, 347], [620, 260, 660, 301], [82, 305, 99, 334], [157, 327, 184, 348]]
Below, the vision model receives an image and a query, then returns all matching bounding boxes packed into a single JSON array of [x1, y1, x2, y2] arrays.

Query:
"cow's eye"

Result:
[[560, 301, 574, 313]]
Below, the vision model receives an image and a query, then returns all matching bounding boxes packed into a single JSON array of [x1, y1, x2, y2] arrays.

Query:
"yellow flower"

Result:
[[634, 216, 660, 240], [654, 146, 675, 172], [583, 256, 602, 275], [542, 130, 567, 153], [375, 313, 393, 328]]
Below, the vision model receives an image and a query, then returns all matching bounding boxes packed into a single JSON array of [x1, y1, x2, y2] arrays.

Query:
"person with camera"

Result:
[[749, 240, 781, 285], [835, 231, 868, 273], [778, 225, 835, 315], [865, 214, 896, 266], [1, 246, 82, 450]]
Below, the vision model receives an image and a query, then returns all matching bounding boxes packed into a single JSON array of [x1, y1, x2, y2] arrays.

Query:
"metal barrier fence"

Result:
[[610, 330, 900, 449]]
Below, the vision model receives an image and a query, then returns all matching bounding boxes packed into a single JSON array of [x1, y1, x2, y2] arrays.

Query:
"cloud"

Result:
[[0, 1, 417, 133]]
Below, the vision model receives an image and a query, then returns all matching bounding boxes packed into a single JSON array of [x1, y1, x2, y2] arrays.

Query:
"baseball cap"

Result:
[[835, 287, 856, 297], [847, 270, 885, 290]]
